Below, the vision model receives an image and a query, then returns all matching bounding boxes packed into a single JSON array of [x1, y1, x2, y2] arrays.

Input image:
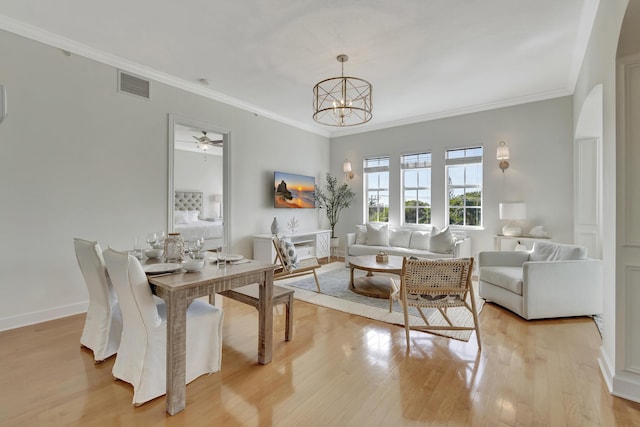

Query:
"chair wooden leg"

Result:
[[284, 294, 293, 341], [469, 288, 482, 350], [312, 269, 321, 293]]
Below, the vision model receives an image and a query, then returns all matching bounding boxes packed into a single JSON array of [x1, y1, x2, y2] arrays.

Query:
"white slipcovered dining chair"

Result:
[[73, 238, 122, 363], [102, 248, 224, 406]]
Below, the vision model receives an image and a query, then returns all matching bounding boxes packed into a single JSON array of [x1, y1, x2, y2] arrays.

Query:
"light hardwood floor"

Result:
[[1, 290, 639, 426]]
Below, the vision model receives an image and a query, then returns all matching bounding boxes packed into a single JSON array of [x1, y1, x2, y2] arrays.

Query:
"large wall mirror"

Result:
[[168, 114, 230, 250]]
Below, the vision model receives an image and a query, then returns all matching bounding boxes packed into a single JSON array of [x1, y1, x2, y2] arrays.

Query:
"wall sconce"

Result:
[[343, 159, 354, 181], [497, 141, 510, 173]]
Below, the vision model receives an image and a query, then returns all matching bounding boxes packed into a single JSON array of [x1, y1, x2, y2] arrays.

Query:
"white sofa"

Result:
[[345, 224, 471, 266], [478, 241, 602, 320]]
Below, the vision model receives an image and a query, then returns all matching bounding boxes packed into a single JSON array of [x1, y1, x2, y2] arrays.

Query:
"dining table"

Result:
[[146, 257, 277, 415]]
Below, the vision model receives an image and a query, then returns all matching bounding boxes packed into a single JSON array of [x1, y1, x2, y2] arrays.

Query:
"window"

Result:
[[446, 146, 483, 226], [401, 152, 431, 225], [364, 156, 389, 222]]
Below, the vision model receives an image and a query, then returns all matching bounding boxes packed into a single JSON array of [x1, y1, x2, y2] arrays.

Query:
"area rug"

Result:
[[278, 262, 484, 342]]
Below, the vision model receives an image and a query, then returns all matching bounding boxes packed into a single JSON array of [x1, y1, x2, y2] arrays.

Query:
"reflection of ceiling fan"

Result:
[[193, 131, 223, 151]]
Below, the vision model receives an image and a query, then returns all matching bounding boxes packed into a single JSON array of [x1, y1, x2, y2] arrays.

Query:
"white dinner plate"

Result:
[[207, 254, 244, 262], [143, 263, 181, 274]]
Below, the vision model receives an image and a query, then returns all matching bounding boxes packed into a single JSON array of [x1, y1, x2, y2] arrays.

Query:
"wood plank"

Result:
[[1, 295, 640, 426]]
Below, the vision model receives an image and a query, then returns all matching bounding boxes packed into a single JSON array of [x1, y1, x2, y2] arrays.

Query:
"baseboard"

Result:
[[599, 345, 640, 403], [0, 301, 88, 332]]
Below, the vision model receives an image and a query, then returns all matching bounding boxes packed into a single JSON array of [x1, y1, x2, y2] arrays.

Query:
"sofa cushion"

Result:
[[348, 244, 455, 260], [429, 226, 454, 253], [409, 231, 430, 250], [480, 266, 523, 295], [529, 241, 587, 262], [366, 223, 389, 246], [389, 228, 413, 248], [354, 225, 367, 245]]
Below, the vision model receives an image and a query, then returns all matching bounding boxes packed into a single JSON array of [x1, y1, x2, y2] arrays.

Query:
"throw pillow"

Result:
[[174, 210, 189, 224], [429, 226, 454, 253], [366, 223, 390, 246], [408, 231, 430, 250], [389, 228, 412, 248], [279, 238, 299, 271], [355, 224, 367, 245], [530, 241, 587, 261], [187, 210, 200, 223]]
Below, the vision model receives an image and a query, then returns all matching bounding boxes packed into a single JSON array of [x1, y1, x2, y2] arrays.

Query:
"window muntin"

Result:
[[401, 152, 431, 225], [446, 147, 483, 227], [364, 156, 390, 223]]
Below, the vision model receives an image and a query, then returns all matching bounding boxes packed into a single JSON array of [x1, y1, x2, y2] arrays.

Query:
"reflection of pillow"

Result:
[[279, 238, 299, 271], [355, 225, 367, 245], [366, 223, 389, 246], [187, 210, 200, 222], [429, 226, 454, 253], [174, 210, 189, 224]]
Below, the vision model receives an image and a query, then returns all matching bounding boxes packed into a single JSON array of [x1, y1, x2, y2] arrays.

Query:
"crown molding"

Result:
[[0, 14, 331, 139], [328, 88, 572, 138]]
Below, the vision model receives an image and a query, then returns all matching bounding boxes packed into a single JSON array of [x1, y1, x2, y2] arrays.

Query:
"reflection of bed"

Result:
[[174, 191, 223, 248]]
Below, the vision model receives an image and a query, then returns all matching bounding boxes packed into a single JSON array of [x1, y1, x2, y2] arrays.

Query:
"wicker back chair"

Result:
[[395, 257, 481, 349]]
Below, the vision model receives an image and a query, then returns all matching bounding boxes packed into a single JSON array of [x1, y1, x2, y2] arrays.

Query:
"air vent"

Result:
[[118, 70, 150, 99]]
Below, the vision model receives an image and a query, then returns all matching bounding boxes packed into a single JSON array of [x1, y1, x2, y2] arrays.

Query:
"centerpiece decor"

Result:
[[315, 173, 356, 240]]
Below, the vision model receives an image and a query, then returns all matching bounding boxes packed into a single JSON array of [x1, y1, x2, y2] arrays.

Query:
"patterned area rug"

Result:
[[278, 262, 484, 342]]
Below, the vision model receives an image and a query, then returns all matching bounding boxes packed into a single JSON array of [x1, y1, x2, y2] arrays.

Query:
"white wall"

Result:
[[0, 30, 329, 330], [330, 97, 574, 257], [174, 150, 222, 219], [571, 0, 638, 402]]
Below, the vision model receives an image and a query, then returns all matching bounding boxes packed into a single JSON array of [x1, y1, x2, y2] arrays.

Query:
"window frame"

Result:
[[401, 152, 432, 226], [363, 156, 390, 223], [445, 146, 483, 228]]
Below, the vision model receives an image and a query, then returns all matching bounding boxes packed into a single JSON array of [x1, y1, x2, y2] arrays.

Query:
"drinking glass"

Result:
[[216, 245, 226, 269], [146, 232, 158, 247], [133, 236, 144, 259], [156, 231, 166, 248]]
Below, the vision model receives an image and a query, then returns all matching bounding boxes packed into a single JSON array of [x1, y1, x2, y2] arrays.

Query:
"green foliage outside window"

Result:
[[404, 200, 431, 224], [448, 191, 481, 226]]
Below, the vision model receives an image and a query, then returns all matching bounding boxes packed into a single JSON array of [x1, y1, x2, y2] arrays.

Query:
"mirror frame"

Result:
[[167, 113, 231, 246]]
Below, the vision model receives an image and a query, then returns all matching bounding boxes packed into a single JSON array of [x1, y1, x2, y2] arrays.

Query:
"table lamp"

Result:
[[499, 202, 526, 236]]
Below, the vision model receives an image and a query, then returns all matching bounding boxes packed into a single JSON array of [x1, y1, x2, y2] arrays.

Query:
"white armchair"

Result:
[[478, 241, 602, 320]]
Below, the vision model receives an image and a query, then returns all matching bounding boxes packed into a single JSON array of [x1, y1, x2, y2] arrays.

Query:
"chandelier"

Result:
[[313, 54, 372, 127]]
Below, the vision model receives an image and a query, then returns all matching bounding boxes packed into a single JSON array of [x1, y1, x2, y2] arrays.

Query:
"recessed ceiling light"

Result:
[[198, 78, 209, 85]]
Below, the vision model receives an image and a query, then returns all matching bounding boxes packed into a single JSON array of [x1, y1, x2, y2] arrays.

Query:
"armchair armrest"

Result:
[[346, 233, 356, 246], [523, 259, 603, 319], [479, 251, 530, 267]]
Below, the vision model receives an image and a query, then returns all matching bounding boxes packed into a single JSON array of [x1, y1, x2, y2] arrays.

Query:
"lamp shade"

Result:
[[499, 203, 526, 220], [496, 144, 509, 160], [343, 159, 352, 173]]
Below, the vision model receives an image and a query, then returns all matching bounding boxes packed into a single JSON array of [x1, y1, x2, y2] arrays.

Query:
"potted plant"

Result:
[[315, 173, 356, 246]]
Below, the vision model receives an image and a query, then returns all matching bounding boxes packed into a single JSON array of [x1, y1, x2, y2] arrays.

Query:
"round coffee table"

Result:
[[349, 255, 403, 299]]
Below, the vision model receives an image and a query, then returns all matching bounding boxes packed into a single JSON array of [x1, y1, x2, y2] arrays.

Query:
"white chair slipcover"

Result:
[[102, 248, 223, 405], [73, 238, 122, 363]]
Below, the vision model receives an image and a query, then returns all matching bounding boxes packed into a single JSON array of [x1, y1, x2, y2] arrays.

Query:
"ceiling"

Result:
[[0, 0, 598, 137]]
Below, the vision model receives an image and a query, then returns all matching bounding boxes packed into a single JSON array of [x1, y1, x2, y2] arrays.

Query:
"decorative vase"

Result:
[[164, 232, 185, 262], [271, 217, 279, 235]]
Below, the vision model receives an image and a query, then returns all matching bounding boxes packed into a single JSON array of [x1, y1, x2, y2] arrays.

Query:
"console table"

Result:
[[494, 235, 551, 250], [253, 230, 331, 263]]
